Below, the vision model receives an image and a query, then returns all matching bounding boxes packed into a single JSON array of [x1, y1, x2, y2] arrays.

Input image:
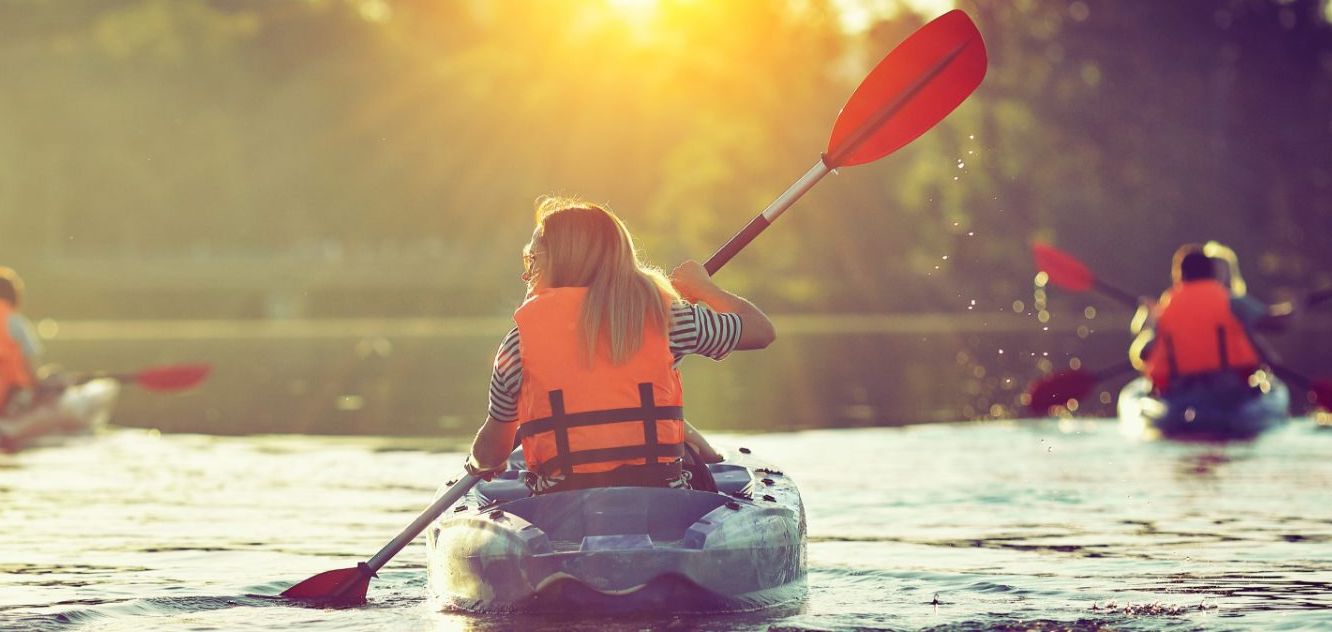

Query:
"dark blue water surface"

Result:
[[2, 421, 1330, 631]]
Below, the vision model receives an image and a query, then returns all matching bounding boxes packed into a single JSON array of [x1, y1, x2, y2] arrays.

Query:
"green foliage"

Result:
[[0, 0, 1329, 319]]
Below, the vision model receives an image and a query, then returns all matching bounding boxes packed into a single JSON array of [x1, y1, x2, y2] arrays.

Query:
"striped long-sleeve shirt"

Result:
[[487, 301, 742, 422]]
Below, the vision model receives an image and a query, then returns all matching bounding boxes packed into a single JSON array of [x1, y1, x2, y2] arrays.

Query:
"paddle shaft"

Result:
[[365, 474, 480, 574], [1268, 365, 1312, 389], [66, 371, 138, 386], [63, 363, 211, 392], [1070, 251, 1326, 313], [1092, 360, 1136, 382], [1092, 279, 1140, 309], [1308, 287, 1332, 308], [703, 38, 975, 276], [705, 160, 830, 275]]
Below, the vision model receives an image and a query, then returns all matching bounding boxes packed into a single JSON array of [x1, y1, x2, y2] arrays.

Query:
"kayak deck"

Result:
[[426, 447, 806, 614], [1118, 372, 1288, 441]]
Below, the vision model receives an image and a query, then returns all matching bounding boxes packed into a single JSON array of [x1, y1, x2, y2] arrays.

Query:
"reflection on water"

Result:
[[1, 423, 1329, 631], [39, 317, 1332, 436]]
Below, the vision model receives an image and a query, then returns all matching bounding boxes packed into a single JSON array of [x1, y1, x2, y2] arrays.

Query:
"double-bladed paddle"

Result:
[[35, 363, 211, 398], [74, 363, 212, 392], [705, 9, 986, 274], [282, 9, 988, 606], [1025, 243, 1141, 413], [1026, 243, 1331, 413]]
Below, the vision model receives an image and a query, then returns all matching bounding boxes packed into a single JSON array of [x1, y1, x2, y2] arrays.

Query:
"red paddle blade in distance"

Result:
[[1312, 379, 1332, 412], [826, 10, 987, 168], [136, 363, 212, 391], [1026, 369, 1097, 414], [281, 566, 371, 605], [1032, 242, 1095, 292]]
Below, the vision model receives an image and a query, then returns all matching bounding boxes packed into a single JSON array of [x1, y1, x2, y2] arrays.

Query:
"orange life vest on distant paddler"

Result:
[[0, 301, 34, 412], [1144, 279, 1261, 391], [514, 287, 685, 477]]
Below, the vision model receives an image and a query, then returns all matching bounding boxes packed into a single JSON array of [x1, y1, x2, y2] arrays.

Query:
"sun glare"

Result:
[[833, 0, 956, 32], [605, 0, 660, 28]]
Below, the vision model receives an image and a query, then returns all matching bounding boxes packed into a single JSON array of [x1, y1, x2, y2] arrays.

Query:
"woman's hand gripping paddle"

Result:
[[281, 9, 989, 607], [704, 10, 988, 274], [281, 474, 481, 606]]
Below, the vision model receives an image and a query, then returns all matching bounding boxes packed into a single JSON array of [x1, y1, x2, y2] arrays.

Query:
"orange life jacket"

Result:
[[1145, 279, 1261, 390], [513, 287, 685, 477], [0, 301, 35, 411]]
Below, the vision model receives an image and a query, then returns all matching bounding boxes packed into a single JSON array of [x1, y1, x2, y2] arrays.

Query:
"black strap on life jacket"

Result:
[[1216, 325, 1229, 369], [1163, 333, 1178, 378], [517, 382, 684, 476]]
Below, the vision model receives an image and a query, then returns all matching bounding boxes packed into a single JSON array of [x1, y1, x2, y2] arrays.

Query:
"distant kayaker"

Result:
[[463, 197, 776, 494], [0, 267, 43, 417], [1128, 245, 1270, 392]]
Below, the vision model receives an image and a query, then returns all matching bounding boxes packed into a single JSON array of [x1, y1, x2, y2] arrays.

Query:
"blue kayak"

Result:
[[1117, 371, 1289, 441], [425, 447, 806, 613]]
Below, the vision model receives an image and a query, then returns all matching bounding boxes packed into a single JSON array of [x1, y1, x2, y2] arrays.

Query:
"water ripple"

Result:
[[1, 424, 1329, 630]]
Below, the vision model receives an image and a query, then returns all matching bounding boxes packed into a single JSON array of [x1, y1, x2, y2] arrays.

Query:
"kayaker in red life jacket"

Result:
[[1129, 245, 1277, 393], [0, 267, 42, 418], [463, 197, 776, 494]]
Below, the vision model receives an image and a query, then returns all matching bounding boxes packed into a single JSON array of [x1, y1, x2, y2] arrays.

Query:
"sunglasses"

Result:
[[522, 247, 545, 274]]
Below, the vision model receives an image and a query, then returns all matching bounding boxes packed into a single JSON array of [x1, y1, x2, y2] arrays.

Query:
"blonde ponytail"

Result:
[[532, 197, 677, 365]]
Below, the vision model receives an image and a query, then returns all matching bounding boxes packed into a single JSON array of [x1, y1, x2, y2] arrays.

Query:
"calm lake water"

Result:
[[3, 421, 1330, 631], [35, 315, 1332, 435]]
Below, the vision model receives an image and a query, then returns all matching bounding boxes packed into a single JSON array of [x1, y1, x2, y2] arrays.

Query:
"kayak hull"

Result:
[[0, 379, 119, 452], [1117, 372, 1288, 441], [426, 448, 805, 613]]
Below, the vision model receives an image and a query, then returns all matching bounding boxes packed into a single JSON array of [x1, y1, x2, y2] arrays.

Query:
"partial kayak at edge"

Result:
[[0, 379, 120, 453]]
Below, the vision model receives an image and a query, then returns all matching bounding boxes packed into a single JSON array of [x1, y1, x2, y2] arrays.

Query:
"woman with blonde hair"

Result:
[[464, 197, 775, 494]]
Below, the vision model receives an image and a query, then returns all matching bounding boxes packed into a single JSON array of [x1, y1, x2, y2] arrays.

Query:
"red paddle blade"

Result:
[[135, 364, 212, 391], [1032, 242, 1095, 292], [826, 10, 987, 168], [281, 566, 372, 606], [1026, 369, 1097, 414], [1312, 379, 1332, 412]]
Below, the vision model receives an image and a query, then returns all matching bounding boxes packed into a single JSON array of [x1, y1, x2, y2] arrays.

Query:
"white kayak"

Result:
[[0, 379, 120, 452]]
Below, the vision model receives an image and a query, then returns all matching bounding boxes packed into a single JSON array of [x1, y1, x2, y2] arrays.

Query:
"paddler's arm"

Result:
[[1128, 329, 1154, 372], [465, 415, 517, 477], [1128, 291, 1165, 371], [668, 260, 775, 350], [1249, 298, 1296, 333]]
